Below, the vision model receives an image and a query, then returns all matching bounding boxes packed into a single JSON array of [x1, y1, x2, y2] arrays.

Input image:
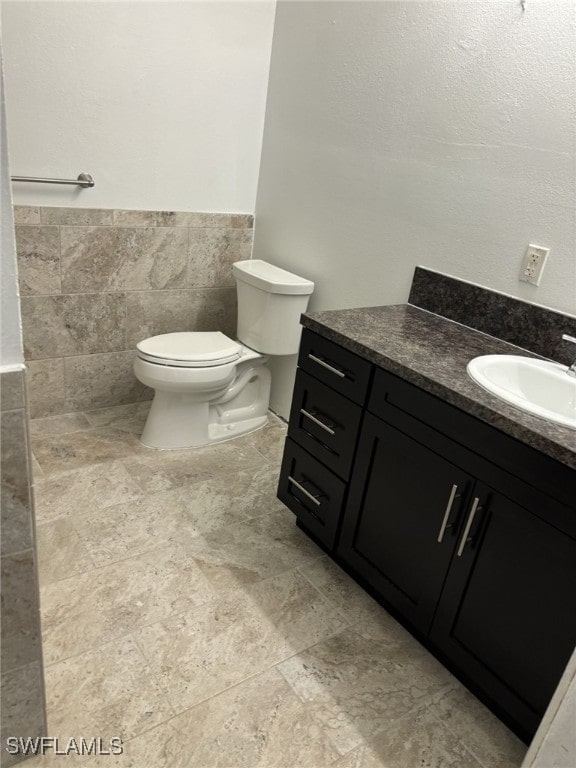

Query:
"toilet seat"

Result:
[[137, 332, 242, 368]]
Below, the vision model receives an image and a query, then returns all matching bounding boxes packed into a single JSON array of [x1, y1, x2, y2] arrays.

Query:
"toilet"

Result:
[[133, 259, 314, 449]]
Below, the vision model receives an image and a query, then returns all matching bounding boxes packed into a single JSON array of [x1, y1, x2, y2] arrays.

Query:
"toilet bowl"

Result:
[[134, 260, 314, 449]]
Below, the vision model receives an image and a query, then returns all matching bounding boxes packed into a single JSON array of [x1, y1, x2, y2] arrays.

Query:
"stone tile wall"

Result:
[[0, 368, 46, 766], [14, 207, 253, 418]]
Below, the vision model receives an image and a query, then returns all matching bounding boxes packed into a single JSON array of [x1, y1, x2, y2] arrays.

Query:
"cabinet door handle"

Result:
[[437, 484, 460, 543], [288, 476, 322, 506], [307, 353, 346, 378], [300, 408, 336, 435], [457, 496, 482, 557]]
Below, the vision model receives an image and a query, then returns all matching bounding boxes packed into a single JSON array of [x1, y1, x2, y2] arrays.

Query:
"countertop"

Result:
[[301, 304, 576, 470]]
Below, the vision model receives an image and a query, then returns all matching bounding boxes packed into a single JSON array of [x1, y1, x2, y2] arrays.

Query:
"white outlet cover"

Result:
[[520, 244, 550, 286]]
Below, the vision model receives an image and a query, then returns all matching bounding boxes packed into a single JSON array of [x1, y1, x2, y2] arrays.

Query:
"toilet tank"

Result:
[[232, 260, 314, 355]]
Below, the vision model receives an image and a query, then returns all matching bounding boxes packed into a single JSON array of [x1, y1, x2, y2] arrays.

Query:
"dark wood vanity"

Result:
[[278, 316, 576, 744]]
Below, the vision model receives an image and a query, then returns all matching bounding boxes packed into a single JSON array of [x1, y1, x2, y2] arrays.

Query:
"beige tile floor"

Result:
[[27, 403, 528, 768]]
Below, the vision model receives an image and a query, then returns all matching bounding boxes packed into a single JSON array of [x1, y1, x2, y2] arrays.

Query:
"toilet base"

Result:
[[139, 360, 272, 450], [140, 407, 268, 450], [140, 394, 209, 449], [208, 414, 268, 445]]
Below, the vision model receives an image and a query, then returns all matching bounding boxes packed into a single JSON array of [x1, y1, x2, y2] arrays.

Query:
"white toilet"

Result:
[[133, 259, 314, 449]]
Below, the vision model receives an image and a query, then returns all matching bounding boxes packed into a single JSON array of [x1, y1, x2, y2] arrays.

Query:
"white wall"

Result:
[[254, 1, 576, 415], [1, 1, 275, 212], [0, 47, 23, 367]]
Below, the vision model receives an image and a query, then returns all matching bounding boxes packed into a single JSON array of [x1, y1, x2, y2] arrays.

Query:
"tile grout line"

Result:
[[32, 431, 267, 485], [17, 210, 253, 234], [30, 420, 92, 440], [334, 699, 485, 766], [329, 702, 434, 763], [57, 223, 63, 294], [39, 500, 306, 592], [112, 677, 330, 758], [36, 466, 285, 567], [127, 623, 354, 748], [296, 564, 360, 631], [424, 703, 495, 768], [32, 423, 283, 492], [123, 290, 128, 353], [50, 514, 101, 575], [129, 632, 180, 721], [61, 352, 71, 415], [11, 286, 238, 299], [0, 658, 44, 680], [99, 660, 301, 750], [51, 224, 252, 231], [424, 691, 527, 768], [40, 625, 151, 672], [1, 544, 38, 560], [0, 405, 27, 417], [117, 457, 268, 494], [65, 532, 170, 583], [39, 556, 342, 673]]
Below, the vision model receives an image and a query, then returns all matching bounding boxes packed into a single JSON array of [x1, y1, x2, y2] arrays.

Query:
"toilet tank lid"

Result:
[[233, 260, 314, 295]]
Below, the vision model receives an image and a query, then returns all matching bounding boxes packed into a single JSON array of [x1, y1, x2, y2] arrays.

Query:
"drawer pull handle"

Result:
[[437, 484, 460, 543], [288, 476, 322, 506], [457, 496, 482, 557], [308, 353, 346, 379], [300, 408, 336, 436]]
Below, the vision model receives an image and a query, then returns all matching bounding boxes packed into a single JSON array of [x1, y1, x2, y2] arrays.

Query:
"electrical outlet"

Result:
[[520, 244, 550, 286]]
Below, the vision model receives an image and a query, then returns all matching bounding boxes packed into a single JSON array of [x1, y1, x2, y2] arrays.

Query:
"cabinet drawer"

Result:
[[288, 370, 362, 479], [299, 329, 372, 405], [278, 438, 346, 549]]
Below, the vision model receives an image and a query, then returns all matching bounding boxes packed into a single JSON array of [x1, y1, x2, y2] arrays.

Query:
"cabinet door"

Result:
[[337, 413, 472, 635], [430, 483, 576, 740]]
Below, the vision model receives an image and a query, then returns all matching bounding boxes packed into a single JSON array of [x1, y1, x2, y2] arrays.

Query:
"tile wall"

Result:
[[0, 368, 46, 765], [14, 207, 254, 418]]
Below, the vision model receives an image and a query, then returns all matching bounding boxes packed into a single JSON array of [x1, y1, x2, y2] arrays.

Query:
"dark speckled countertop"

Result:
[[301, 305, 576, 470]]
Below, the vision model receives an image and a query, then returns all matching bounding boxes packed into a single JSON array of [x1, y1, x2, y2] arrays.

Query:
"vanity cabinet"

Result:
[[339, 369, 576, 739], [278, 328, 576, 742], [277, 330, 370, 549]]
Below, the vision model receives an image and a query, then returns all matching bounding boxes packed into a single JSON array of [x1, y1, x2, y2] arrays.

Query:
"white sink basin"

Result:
[[467, 355, 576, 430]]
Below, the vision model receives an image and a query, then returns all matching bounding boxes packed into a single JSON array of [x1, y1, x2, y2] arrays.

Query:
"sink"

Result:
[[467, 355, 576, 430]]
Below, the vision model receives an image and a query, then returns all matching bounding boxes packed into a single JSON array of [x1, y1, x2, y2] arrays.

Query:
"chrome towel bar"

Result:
[[10, 172, 95, 188]]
